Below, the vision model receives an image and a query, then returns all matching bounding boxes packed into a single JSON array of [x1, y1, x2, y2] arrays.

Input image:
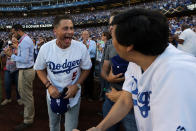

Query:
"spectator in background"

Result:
[[5, 24, 35, 130], [101, 11, 137, 131], [81, 30, 96, 101], [0, 36, 22, 106], [32, 38, 36, 46], [96, 31, 111, 101], [177, 24, 196, 56], [34, 37, 45, 61], [174, 27, 182, 36]]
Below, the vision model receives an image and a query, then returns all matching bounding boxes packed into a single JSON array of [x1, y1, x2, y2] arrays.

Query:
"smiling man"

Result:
[[34, 15, 92, 131]]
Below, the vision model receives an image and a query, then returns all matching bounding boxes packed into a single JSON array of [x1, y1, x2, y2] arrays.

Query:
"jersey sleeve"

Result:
[[179, 30, 187, 40], [122, 62, 141, 94], [151, 68, 196, 131]]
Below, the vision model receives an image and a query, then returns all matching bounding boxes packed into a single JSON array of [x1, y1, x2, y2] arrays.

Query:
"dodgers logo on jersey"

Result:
[[46, 59, 81, 74], [131, 76, 151, 118]]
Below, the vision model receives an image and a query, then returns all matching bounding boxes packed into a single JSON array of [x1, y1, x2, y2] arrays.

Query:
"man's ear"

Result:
[[126, 44, 134, 52]]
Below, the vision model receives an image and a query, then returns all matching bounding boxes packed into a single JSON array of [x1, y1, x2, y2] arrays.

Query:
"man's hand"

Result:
[[83, 39, 87, 45], [11, 44, 18, 49], [107, 68, 124, 83], [64, 84, 79, 99], [106, 88, 121, 102], [4, 48, 12, 57], [48, 85, 60, 98], [83, 39, 89, 49], [37, 39, 44, 46]]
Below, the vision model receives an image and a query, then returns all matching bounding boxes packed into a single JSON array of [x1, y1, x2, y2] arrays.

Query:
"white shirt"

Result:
[[34, 39, 92, 107], [123, 44, 196, 131], [178, 28, 196, 56], [82, 39, 96, 58]]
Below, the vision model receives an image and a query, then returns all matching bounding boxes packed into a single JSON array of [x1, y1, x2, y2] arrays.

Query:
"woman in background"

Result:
[[1, 36, 22, 106]]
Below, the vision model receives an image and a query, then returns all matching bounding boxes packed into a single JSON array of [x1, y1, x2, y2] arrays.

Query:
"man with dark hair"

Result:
[[84, 8, 196, 131], [177, 24, 196, 56], [5, 24, 35, 130], [34, 15, 91, 131], [100, 11, 138, 131]]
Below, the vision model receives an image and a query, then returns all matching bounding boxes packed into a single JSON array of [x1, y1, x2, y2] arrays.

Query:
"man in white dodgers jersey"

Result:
[[85, 9, 196, 131], [34, 15, 92, 131]]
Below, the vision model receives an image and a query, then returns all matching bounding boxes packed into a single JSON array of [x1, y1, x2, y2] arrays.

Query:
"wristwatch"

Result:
[[76, 83, 82, 89]]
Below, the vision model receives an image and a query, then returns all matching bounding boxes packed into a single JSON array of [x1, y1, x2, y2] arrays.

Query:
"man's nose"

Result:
[[66, 29, 73, 34]]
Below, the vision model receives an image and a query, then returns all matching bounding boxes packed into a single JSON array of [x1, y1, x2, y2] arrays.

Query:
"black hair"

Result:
[[111, 8, 169, 56], [53, 15, 74, 27], [102, 31, 111, 40], [12, 24, 24, 31]]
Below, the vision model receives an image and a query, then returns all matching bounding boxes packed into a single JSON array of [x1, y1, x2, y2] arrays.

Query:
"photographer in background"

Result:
[[1, 35, 22, 106], [4, 24, 35, 130]]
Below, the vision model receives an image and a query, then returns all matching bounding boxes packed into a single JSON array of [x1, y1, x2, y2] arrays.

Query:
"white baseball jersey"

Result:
[[123, 44, 196, 131], [34, 39, 92, 107]]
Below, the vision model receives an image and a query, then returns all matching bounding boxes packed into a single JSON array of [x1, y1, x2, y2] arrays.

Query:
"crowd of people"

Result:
[[133, 0, 192, 9], [0, 0, 194, 26], [0, 26, 108, 48], [0, 12, 109, 27], [0, 0, 83, 3], [1, 14, 196, 49]]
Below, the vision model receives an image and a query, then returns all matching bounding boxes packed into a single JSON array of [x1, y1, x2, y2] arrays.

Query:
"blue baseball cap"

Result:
[[50, 88, 70, 115]]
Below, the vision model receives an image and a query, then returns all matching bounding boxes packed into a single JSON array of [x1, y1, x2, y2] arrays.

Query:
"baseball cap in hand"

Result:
[[50, 88, 70, 115], [111, 55, 129, 76]]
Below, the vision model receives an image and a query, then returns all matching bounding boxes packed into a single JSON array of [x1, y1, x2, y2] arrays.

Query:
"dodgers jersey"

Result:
[[34, 39, 92, 107], [123, 44, 196, 131]]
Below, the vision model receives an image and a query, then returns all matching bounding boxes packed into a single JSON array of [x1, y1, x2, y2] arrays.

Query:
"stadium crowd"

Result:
[[0, 0, 82, 3], [0, 15, 195, 47], [0, 0, 194, 26]]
